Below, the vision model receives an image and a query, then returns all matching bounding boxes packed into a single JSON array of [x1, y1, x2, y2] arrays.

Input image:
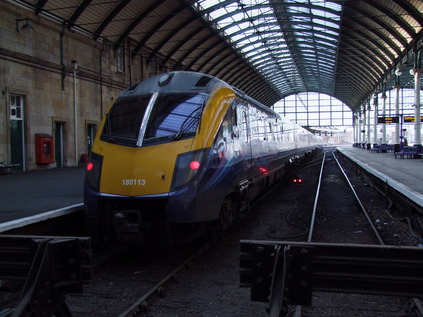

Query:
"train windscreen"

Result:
[[143, 93, 207, 144], [100, 94, 152, 146]]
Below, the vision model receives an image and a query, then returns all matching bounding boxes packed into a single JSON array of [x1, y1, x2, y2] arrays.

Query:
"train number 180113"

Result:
[[122, 179, 146, 186]]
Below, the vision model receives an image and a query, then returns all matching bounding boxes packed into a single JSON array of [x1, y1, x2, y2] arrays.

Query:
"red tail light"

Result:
[[189, 160, 200, 170], [85, 153, 103, 191], [86, 162, 94, 171], [171, 149, 208, 191]]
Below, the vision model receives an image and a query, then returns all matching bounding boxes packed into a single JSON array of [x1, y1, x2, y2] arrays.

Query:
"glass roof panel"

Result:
[[195, 0, 343, 96]]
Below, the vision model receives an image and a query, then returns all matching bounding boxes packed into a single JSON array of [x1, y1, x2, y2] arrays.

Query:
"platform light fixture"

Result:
[[395, 67, 402, 76], [16, 18, 33, 32]]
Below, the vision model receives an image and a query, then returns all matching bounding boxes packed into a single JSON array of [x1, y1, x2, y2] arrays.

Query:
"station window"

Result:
[[116, 47, 124, 73], [10, 94, 24, 120]]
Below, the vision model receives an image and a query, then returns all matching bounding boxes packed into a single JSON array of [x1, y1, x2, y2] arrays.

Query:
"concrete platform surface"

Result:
[[337, 146, 423, 207], [0, 166, 85, 224]]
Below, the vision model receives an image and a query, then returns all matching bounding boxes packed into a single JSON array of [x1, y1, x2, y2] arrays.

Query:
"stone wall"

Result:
[[0, 1, 154, 170]]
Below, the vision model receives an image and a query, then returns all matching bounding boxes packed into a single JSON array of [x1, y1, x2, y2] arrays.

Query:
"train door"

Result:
[[55, 122, 64, 167], [9, 94, 25, 172]]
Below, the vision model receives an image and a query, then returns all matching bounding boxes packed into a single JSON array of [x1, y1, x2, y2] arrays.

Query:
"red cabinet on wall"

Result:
[[35, 134, 54, 164]]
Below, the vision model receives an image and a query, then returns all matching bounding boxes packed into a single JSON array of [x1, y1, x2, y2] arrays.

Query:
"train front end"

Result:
[[84, 72, 232, 245]]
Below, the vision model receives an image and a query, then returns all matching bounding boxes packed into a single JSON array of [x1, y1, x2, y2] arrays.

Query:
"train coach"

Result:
[[84, 71, 318, 246]]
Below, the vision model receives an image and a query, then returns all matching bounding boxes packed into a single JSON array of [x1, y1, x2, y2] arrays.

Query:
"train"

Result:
[[84, 71, 320, 246]]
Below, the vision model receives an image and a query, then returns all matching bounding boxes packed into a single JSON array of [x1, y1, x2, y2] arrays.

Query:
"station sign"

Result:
[[377, 116, 399, 123], [403, 116, 423, 123]]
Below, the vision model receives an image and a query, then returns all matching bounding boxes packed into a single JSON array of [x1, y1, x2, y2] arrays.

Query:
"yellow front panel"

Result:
[[98, 139, 193, 196], [92, 85, 236, 197]]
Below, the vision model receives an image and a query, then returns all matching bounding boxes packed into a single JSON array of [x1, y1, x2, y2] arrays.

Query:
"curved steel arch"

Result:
[[162, 25, 209, 64], [15, 0, 423, 112], [195, 46, 233, 72], [174, 33, 219, 69], [243, 40, 337, 67], [216, 13, 341, 40], [68, 0, 92, 29], [341, 35, 388, 82], [115, 1, 164, 48], [340, 30, 392, 74], [206, 2, 341, 31], [230, 26, 339, 48], [344, 3, 408, 52], [366, 0, 415, 37], [223, 59, 245, 80], [133, 5, 188, 54], [148, 16, 198, 61], [34, 0, 48, 14], [206, 53, 239, 75], [394, 0, 423, 26], [94, 0, 131, 40]]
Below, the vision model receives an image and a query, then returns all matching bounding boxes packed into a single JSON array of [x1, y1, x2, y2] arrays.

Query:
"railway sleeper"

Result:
[[0, 235, 92, 317], [240, 240, 423, 317]]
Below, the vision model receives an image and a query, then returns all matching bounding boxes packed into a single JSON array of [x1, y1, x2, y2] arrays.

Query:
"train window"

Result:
[[100, 94, 152, 146], [212, 105, 238, 157], [235, 101, 249, 144], [143, 93, 206, 143]]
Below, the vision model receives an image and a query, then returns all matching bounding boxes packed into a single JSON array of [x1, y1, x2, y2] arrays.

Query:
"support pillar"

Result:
[[361, 108, 366, 148], [381, 92, 387, 144], [357, 112, 362, 146], [356, 114, 360, 146], [394, 84, 400, 152], [367, 102, 371, 149], [413, 68, 422, 146], [373, 95, 378, 145], [352, 114, 356, 146]]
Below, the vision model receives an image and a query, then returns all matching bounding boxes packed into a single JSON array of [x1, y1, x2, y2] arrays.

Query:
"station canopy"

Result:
[[15, 0, 423, 111]]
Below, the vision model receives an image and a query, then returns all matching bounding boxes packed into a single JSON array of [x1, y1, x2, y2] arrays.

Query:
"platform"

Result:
[[0, 167, 85, 225], [337, 145, 423, 208], [1, 147, 423, 230]]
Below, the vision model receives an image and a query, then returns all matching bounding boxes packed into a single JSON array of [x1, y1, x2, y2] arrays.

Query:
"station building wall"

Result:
[[0, 2, 156, 171]]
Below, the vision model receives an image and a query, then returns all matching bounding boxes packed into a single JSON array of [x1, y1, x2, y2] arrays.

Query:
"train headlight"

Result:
[[85, 152, 103, 191], [171, 148, 209, 191]]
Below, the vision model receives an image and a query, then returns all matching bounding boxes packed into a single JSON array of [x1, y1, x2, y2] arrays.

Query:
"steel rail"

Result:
[[333, 152, 423, 316], [241, 150, 423, 317], [118, 237, 217, 317], [332, 151, 384, 245], [307, 151, 327, 242]]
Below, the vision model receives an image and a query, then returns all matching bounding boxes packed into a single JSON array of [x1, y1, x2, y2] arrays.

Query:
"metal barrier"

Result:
[[240, 240, 423, 317], [0, 235, 92, 317]]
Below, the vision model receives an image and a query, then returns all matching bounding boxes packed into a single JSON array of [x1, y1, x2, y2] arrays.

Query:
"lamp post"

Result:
[[393, 67, 401, 152]]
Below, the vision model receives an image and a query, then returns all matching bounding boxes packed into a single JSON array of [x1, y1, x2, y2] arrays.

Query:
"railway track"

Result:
[[241, 149, 423, 317], [65, 238, 216, 316], [2, 148, 423, 316], [308, 151, 383, 244], [302, 151, 423, 316], [73, 149, 422, 317]]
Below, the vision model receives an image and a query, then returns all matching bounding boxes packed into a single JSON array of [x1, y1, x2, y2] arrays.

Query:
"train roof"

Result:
[[119, 71, 280, 118], [119, 72, 222, 96]]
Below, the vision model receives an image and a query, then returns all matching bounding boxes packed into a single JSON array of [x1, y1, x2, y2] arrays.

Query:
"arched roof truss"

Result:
[[23, 0, 423, 111]]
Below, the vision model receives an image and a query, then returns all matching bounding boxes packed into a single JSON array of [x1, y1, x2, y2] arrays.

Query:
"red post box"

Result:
[[35, 133, 54, 164]]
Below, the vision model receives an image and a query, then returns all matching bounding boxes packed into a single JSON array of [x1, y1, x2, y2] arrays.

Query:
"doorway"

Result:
[[9, 94, 25, 172], [55, 122, 65, 167]]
